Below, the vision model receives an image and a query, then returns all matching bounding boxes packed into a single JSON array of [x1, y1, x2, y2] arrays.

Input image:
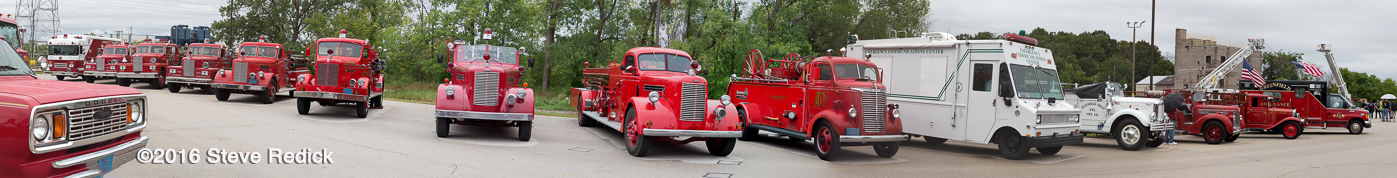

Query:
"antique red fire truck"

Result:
[[113, 40, 180, 88], [1242, 80, 1371, 134], [212, 37, 310, 104], [166, 41, 232, 93], [293, 29, 386, 118], [0, 38, 149, 177], [571, 47, 741, 157], [44, 34, 120, 81], [433, 30, 536, 141], [1233, 91, 1307, 139], [0, 14, 29, 65], [1163, 90, 1245, 144], [82, 43, 130, 83], [727, 50, 905, 160]]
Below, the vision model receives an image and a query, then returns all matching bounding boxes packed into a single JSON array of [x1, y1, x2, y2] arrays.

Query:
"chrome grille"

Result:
[[55, 63, 67, 68], [134, 57, 143, 72], [1041, 114, 1074, 124], [473, 72, 500, 106], [233, 62, 248, 82], [96, 58, 105, 69], [679, 83, 707, 121], [183, 59, 195, 77], [65, 103, 130, 141], [316, 63, 338, 86], [861, 90, 887, 133]]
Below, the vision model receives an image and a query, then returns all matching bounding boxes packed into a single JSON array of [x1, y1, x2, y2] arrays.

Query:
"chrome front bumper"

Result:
[[50, 71, 81, 77], [643, 129, 743, 138], [213, 83, 267, 91], [840, 134, 910, 143], [115, 72, 158, 79], [83, 71, 116, 77], [293, 91, 379, 102], [55, 136, 148, 178], [435, 109, 533, 121], [166, 76, 211, 85]]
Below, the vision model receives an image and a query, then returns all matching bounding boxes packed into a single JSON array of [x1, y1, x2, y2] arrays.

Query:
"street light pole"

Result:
[[1128, 21, 1145, 91]]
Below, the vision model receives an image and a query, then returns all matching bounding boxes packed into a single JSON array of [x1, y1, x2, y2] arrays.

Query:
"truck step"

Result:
[[581, 111, 623, 131], [748, 124, 810, 140]]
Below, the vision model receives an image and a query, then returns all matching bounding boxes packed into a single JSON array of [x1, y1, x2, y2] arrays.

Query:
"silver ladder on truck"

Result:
[[1194, 39, 1265, 90]]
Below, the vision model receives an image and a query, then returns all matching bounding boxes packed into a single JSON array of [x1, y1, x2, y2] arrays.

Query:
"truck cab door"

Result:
[[802, 63, 836, 132], [964, 62, 1002, 143], [611, 55, 641, 121]]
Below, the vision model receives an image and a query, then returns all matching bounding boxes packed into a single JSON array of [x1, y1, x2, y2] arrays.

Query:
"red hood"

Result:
[[0, 76, 142, 104]]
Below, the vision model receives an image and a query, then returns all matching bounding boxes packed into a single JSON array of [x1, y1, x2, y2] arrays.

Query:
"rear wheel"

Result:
[[813, 121, 841, 161], [1037, 146, 1063, 155], [296, 98, 311, 115], [623, 107, 651, 157], [997, 130, 1029, 160], [435, 117, 450, 137], [517, 121, 533, 141], [167, 83, 182, 93], [1225, 133, 1239, 142], [705, 138, 736, 156], [214, 88, 230, 101], [1282, 121, 1302, 139], [355, 102, 369, 118], [924, 136, 948, 144], [1348, 121, 1365, 134], [117, 78, 131, 86], [1203, 121, 1225, 144], [83, 76, 95, 83], [1115, 119, 1146, 151], [56, 76, 65, 80], [370, 96, 383, 108], [873, 142, 900, 158]]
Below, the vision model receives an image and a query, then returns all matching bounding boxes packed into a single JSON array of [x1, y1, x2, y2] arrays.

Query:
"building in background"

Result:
[[1135, 75, 1173, 91], [1172, 29, 1263, 90]]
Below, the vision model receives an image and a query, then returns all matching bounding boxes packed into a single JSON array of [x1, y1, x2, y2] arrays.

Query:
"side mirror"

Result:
[[808, 67, 821, 83], [528, 58, 535, 67], [998, 82, 1014, 98], [436, 54, 444, 64]]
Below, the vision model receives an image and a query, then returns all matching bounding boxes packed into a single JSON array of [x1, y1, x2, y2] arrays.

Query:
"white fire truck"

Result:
[[44, 35, 121, 80], [845, 32, 1083, 160]]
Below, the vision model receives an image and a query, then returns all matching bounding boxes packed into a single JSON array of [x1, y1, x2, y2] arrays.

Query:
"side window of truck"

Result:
[[998, 63, 1013, 96], [972, 64, 991, 91], [623, 56, 636, 73], [816, 63, 832, 80]]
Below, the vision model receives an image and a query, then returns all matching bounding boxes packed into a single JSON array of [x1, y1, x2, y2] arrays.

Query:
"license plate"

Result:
[[249, 79, 258, 85], [97, 154, 114, 174], [343, 88, 354, 94], [846, 128, 860, 136]]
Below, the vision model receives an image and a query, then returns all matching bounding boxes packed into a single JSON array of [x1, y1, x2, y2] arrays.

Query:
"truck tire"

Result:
[[705, 138, 736, 156], [518, 121, 533, 141], [924, 136, 948, 144], [56, 76, 65, 80], [1282, 121, 1301, 139], [149, 76, 165, 89], [214, 89, 230, 101], [1146, 134, 1165, 148], [370, 96, 383, 108], [83, 76, 95, 83], [436, 117, 450, 137], [1348, 120, 1364, 134], [813, 121, 841, 161], [202, 86, 214, 94], [873, 142, 900, 158], [737, 107, 758, 141], [261, 84, 277, 104], [1115, 119, 1146, 151], [356, 102, 369, 118], [997, 130, 1029, 160], [117, 78, 131, 86], [296, 98, 311, 115], [1037, 146, 1063, 155], [167, 83, 182, 93], [623, 107, 651, 157], [1203, 121, 1225, 144]]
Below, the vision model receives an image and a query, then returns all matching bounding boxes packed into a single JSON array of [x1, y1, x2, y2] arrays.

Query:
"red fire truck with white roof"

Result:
[[433, 29, 537, 141], [0, 14, 28, 64], [83, 43, 131, 83], [212, 36, 310, 104], [112, 40, 180, 88], [165, 40, 232, 93], [293, 29, 386, 118], [45, 35, 119, 81]]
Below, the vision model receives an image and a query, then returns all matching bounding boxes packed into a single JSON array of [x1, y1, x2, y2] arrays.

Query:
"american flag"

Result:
[[1292, 61, 1325, 78], [1241, 60, 1266, 85]]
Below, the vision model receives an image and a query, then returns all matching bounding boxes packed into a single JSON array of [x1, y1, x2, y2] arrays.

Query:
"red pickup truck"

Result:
[[727, 50, 905, 160]]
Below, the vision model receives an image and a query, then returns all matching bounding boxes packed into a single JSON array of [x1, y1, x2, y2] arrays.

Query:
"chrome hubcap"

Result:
[[1122, 125, 1140, 144]]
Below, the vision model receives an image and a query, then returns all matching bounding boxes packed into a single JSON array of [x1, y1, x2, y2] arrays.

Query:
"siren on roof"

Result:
[[339, 29, 347, 38]]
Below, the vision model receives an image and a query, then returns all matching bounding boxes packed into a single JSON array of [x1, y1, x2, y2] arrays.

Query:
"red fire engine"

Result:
[[166, 41, 232, 93], [213, 36, 311, 104], [433, 29, 537, 141], [83, 43, 130, 83], [113, 40, 180, 88], [293, 29, 386, 118], [727, 50, 906, 160]]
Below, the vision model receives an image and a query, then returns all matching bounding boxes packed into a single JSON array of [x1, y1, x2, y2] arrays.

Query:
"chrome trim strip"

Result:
[[50, 71, 82, 76], [212, 83, 268, 91], [293, 91, 373, 102], [54, 136, 148, 168], [114, 72, 158, 78], [435, 110, 533, 121], [642, 129, 742, 138], [83, 71, 116, 77], [839, 134, 909, 143], [165, 77, 211, 84]]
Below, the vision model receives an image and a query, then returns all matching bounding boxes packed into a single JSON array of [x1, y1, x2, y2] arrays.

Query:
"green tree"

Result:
[[1261, 50, 1303, 80], [211, 0, 346, 49]]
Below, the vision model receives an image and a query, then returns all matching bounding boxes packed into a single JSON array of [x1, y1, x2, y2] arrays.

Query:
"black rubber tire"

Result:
[[1146, 134, 1165, 148], [623, 107, 651, 157], [813, 121, 841, 161], [435, 117, 450, 137], [296, 98, 311, 115], [214, 89, 230, 101], [355, 102, 369, 118], [117, 79, 130, 86], [1348, 121, 1364, 134], [1115, 119, 1147, 151], [705, 138, 736, 156], [1202, 121, 1225, 144], [997, 130, 1029, 160], [167, 83, 182, 93], [873, 142, 900, 158], [56, 76, 65, 80], [1037, 146, 1063, 155], [370, 96, 383, 108], [1282, 121, 1302, 139], [517, 121, 533, 141], [201, 86, 214, 94], [261, 82, 278, 104], [737, 107, 758, 141], [1225, 133, 1239, 142], [924, 136, 948, 144], [149, 77, 165, 89], [83, 76, 95, 83]]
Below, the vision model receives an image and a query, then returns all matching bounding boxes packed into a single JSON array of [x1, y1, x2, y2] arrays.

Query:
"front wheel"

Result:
[[1349, 121, 1365, 134], [296, 98, 311, 115], [705, 138, 736, 156], [813, 122, 841, 161], [1282, 121, 1302, 139], [1224, 133, 1239, 142], [1115, 119, 1146, 151], [873, 142, 900, 158], [214, 88, 230, 101], [997, 130, 1029, 160], [737, 107, 758, 141], [924, 136, 948, 144], [56, 76, 65, 80], [517, 121, 533, 141], [1037, 146, 1063, 155], [149, 76, 165, 89], [1203, 121, 1225, 144], [117, 79, 130, 86], [370, 96, 383, 109], [83, 76, 95, 83], [355, 102, 369, 118], [623, 107, 651, 157], [435, 118, 450, 137], [167, 83, 182, 93]]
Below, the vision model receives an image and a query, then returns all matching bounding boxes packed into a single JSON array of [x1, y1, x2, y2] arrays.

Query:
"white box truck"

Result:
[[845, 32, 1083, 160]]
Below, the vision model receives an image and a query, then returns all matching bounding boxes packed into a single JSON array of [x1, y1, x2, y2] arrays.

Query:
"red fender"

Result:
[[570, 88, 598, 111], [626, 97, 679, 130], [808, 109, 855, 136], [166, 66, 184, 77], [294, 73, 314, 87], [705, 100, 742, 132], [1273, 117, 1305, 129], [434, 84, 471, 111], [733, 102, 769, 125], [1194, 113, 1237, 133], [372, 74, 385, 92], [502, 87, 535, 114], [211, 69, 236, 83]]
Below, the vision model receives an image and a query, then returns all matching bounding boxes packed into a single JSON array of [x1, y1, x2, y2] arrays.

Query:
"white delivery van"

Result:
[[846, 32, 1083, 160]]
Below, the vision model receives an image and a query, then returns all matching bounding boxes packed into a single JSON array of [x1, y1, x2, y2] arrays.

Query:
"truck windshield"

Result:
[[1326, 94, 1350, 109], [193, 47, 221, 56], [1108, 82, 1125, 97], [834, 64, 879, 81], [0, 42, 34, 76], [637, 53, 691, 73], [318, 42, 362, 58], [1009, 64, 1065, 99], [50, 45, 81, 55], [136, 46, 165, 54], [0, 25, 18, 47], [454, 45, 517, 64], [241, 46, 279, 58], [104, 47, 127, 55]]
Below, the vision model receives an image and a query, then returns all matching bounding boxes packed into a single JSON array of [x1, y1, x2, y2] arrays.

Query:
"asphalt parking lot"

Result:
[[62, 74, 1397, 177]]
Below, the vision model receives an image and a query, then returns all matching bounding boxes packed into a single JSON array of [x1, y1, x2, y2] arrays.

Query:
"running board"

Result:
[[748, 124, 810, 140], [581, 111, 624, 131]]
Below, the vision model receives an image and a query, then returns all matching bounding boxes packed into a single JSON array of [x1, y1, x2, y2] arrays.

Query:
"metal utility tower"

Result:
[[15, 0, 61, 44]]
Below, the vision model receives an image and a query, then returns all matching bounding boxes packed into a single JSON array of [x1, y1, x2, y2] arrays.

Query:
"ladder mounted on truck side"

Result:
[[1317, 44, 1352, 100], [1194, 38, 1265, 90]]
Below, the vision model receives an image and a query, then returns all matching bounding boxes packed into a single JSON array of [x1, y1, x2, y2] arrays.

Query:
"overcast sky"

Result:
[[3, 0, 1394, 80]]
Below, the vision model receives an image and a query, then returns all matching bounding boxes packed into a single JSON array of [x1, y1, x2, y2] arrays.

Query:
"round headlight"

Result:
[[347, 79, 359, 87], [1036, 115, 1043, 124], [298, 75, 307, 82], [130, 103, 144, 124], [648, 91, 660, 103], [505, 94, 518, 104], [714, 108, 727, 118], [248, 73, 256, 79], [848, 107, 858, 118], [149, 66, 156, 70], [258, 72, 265, 78], [892, 109, 900, 119], [358, 79, 368, 88], [445, 86, 455, 96], [517, 90, 527, 98], [32, 116, 50, 140], [720, 95, 732, 106]]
